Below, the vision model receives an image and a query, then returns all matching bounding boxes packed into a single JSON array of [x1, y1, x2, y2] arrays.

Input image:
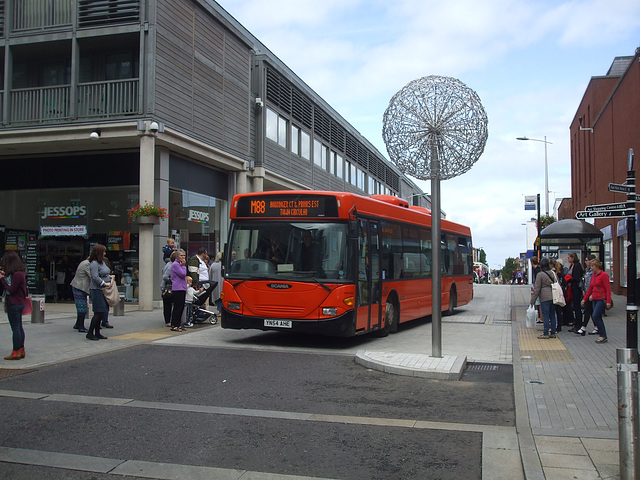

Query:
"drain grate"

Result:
[[0, 368, 37, 379], [467, 363, 499, 371]]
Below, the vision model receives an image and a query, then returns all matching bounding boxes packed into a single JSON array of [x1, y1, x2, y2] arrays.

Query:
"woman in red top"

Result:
[[581, 259, 611, 344], [0, 251, 28, 359]]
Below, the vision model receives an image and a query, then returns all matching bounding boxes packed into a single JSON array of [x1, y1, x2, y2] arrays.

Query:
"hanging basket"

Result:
[[135, 215, 161, 225]]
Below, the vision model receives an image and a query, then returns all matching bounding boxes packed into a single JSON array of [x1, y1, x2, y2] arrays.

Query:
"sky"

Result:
[[217, 0, 640, 271]]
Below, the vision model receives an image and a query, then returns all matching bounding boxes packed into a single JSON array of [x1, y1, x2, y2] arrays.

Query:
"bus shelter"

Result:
[[539, 219, 604, 262]]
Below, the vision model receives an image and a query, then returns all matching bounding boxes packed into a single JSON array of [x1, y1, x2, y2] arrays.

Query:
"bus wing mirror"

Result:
[[348, 220, 358, 238]]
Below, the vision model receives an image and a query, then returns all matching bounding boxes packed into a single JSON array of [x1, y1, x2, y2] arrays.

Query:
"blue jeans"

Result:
[[592, 299, 607, 339], [540, 300, 557, 336], [6, 303, 25, 350]]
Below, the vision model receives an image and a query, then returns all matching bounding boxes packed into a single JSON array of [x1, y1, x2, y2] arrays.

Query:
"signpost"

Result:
[[576, 210, 633, 219]]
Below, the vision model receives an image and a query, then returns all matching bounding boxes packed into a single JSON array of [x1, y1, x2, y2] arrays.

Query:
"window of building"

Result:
[[266, 108, 278, 142], [266, 107, 288, 148], [357, 168, 365, 191], [278, 116, 288, 148], [301, 131, 310, 160], [291, 125, 300, 156], [349, 163, 357, 187], [313, 139, 328, 169]]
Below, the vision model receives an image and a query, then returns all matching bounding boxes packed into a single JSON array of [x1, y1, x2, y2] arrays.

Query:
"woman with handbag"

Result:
[[581, 259, 612, 344], [87, 244, 111, 341], [0, 251, 27, 360], [70, 257, 91, 333], [530, 257, 557, 339]]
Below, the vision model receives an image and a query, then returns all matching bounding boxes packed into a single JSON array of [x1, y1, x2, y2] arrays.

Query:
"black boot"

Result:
[[74, 314, 88, 333], [86, 315, 100, 340]]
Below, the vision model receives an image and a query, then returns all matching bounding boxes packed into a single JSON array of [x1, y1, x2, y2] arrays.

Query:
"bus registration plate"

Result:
[[264, 319, 292, 328]]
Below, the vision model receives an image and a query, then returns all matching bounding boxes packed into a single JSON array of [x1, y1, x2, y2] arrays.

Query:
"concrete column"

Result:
[[138, 133, 156, 311], [252, 166, 265, 192], [236, 169, 248, 194]]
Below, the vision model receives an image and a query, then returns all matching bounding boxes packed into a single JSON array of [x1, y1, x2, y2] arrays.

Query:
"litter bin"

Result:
[[112, 294, 125, 316], [31, 295, 45, 324]]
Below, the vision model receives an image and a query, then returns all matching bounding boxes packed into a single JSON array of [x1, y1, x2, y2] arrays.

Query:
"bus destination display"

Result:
[[236, 195, 339, 218]]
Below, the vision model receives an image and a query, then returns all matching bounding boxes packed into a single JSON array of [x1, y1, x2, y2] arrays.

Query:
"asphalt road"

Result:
[[0, 339, 514, 480]]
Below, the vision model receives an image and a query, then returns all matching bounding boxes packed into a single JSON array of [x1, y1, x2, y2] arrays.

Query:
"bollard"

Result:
[[112, 294, 125, 316], [30, 295, 45, 323], [617, 348, 639, 480]]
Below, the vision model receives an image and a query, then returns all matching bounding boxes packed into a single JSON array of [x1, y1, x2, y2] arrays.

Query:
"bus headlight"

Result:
[[322, 307, 338, 316], [227, 302, 241, 311], [343, 297, 355, 307]]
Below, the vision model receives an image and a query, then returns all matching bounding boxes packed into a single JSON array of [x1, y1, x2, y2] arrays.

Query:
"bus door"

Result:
[[357, 219, 382, 332]]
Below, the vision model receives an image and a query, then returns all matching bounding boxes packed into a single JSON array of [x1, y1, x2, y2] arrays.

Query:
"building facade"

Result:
[[570, 48, 640, 295], [0, 0, 426, 308]]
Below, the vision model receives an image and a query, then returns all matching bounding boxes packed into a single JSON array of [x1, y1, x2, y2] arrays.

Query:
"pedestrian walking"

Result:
[[87, 244, 111, 341], [0, 251, 27, 360]]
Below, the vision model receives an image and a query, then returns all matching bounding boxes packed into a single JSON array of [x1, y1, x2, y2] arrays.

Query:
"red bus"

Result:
[[221, 191, 474, 337]]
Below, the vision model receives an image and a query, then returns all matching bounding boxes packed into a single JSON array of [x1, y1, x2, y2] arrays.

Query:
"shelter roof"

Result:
[[539, 219, 603, 246]]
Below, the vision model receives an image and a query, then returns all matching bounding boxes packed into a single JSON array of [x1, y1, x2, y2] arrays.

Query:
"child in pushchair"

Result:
[[189, 280, 219, 325]]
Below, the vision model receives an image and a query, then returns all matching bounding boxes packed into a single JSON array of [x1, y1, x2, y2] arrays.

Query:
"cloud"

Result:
[[217, 0, 640, 266]]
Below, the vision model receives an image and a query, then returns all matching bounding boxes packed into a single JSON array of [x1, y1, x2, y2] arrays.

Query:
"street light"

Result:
[[517, 136, 552, 216]]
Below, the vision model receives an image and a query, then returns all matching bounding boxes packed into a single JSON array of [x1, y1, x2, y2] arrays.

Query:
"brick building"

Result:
[[570, 48, 640, 294]]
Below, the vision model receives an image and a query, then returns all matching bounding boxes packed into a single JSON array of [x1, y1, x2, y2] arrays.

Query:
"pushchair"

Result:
[[189, 281, 219, 325]]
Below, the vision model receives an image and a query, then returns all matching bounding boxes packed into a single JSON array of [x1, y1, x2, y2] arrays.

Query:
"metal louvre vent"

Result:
[[78, 0, 139, 28], [313, 107, 331, 141], [292, 88, 304, 123], [331, 120, 345, 152], [369, 156, 383, 180], [346, 133, 358, 160], [357, 145, 368, 168], [386, 168, 399, 191], [264, 67, 397, 194]]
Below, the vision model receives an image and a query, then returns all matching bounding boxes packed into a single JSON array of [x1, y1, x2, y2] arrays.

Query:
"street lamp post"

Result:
[[517, 136, 552, 216]]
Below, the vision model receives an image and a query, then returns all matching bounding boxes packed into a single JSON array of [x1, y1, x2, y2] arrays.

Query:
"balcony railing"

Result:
[[8, 79, 139, 124], [12, 0, 73, 32], [10, 85, 71, 123], [78, 79, 139, 118]]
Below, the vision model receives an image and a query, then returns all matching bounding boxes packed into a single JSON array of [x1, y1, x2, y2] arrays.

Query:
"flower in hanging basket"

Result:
[[127, 202, 169, 222]]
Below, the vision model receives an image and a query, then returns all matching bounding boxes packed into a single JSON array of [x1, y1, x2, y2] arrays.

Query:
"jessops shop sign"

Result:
[[41, 205, 87, 220]]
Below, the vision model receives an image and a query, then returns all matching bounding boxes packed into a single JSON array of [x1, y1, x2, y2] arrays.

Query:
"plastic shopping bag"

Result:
[[526, 305, 537, 328]]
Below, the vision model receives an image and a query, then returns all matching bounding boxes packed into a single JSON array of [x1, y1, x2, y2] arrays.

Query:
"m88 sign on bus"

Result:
[[222, 191, 474, 337], [237, 195, 339, 218]]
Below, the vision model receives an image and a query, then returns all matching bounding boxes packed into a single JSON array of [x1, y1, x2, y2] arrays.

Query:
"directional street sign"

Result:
[[609, 183, 635, 193], [576, 209, 634, 219], [584, 202, 629, 211]]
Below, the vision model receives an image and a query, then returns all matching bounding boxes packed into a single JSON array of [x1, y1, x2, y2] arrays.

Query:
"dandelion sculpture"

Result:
[[382, 75, 488, 358]]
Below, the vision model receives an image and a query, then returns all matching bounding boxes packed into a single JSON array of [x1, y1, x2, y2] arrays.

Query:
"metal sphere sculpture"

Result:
[[382, 75, 488, 180]]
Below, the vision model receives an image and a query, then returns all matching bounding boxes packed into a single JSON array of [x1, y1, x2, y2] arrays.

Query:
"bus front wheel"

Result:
[[384, 297, 399, 334], [445, 287, 457, 316]]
